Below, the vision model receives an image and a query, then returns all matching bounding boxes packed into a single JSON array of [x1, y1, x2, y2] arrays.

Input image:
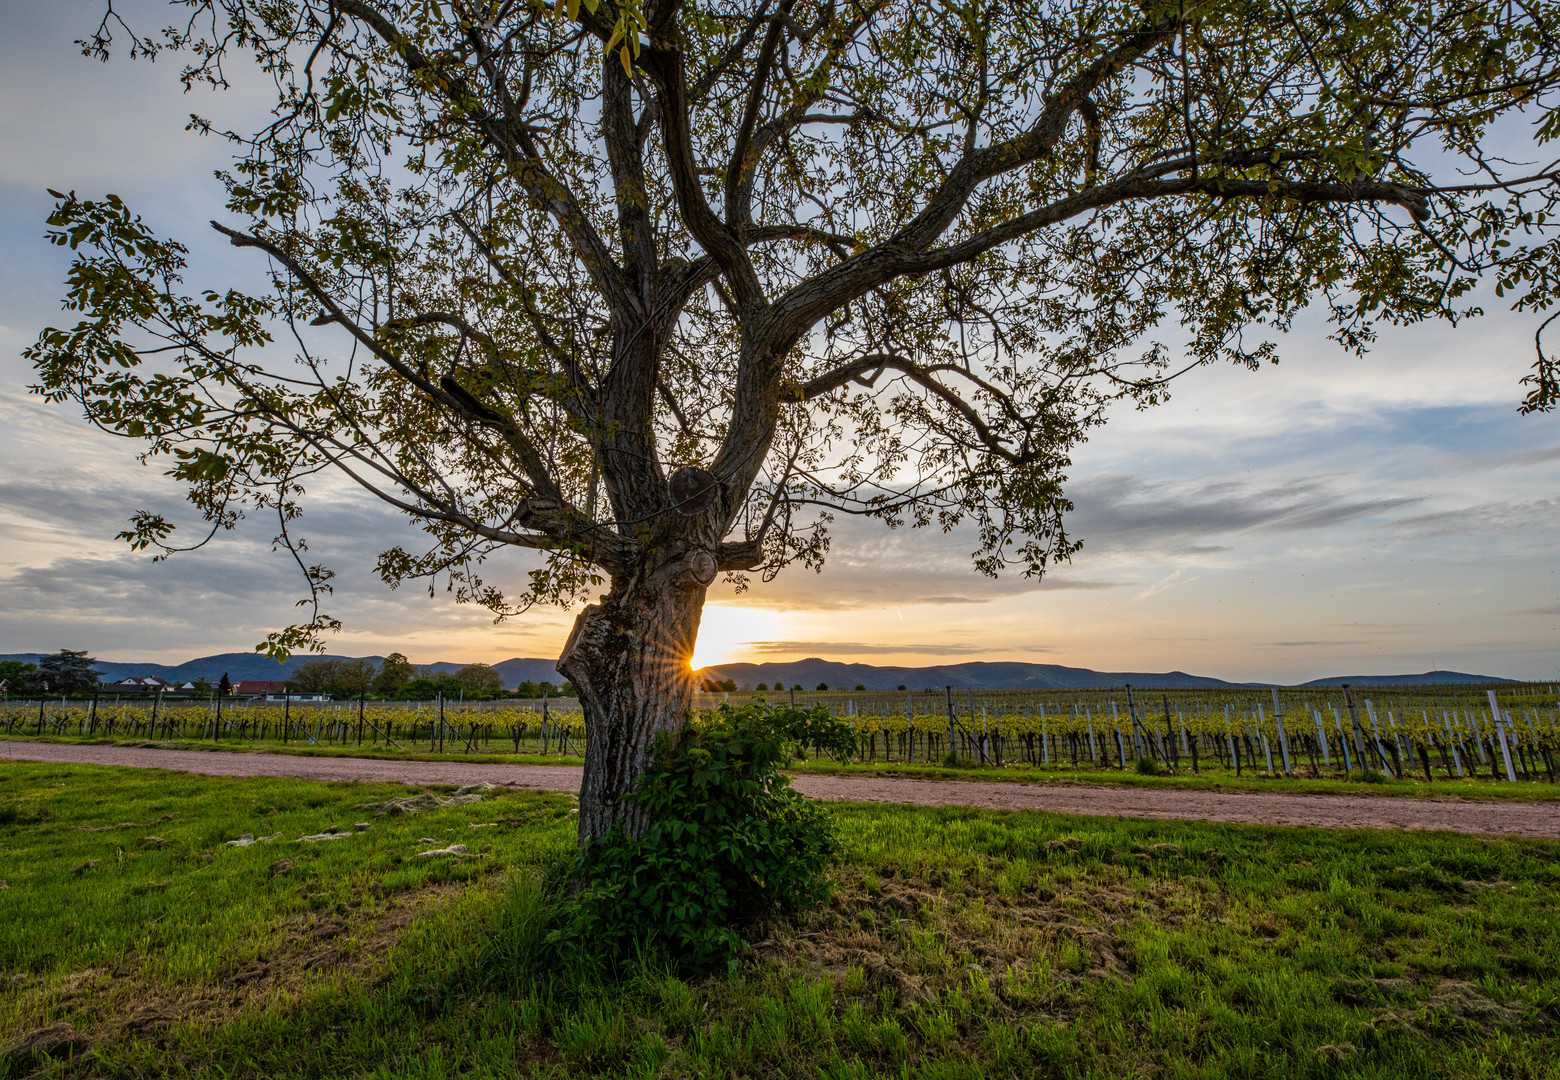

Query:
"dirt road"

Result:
[[5, 741, 1557, 838]]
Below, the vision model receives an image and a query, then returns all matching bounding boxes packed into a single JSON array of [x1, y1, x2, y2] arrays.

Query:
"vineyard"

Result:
[[4, 682, 1559, 786], [730, 683, 1560, 785]]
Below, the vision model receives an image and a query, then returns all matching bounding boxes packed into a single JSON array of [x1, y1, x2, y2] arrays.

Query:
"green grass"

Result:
[[2, 762, 1557, 1078], [787, 756, 1560, 800], [0, 730, 587, 768]]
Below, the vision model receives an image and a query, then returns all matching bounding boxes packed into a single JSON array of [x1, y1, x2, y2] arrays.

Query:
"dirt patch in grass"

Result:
[[1327, 972, 1536, 1045], [761, 865, 1185, 1016], [1426, 980, 1529, 1026], [5, 879, 466, 1071]]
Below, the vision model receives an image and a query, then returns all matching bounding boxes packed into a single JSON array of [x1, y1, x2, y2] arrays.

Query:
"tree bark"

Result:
[[558, 542, 715, 842]]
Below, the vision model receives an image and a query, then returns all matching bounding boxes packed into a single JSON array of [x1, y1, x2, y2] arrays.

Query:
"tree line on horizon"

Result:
[[0, 650, 570, 701], [285, 654, 570, 700]]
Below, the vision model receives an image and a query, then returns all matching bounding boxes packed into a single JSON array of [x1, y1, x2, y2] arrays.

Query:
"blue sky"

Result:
[[1, 1, 1556, 681]]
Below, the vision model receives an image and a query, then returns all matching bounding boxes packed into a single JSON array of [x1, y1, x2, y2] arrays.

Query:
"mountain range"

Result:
[[697, 659, 1516, 691], [0, 652, 566, 688], [0, 652, 1518, 690]]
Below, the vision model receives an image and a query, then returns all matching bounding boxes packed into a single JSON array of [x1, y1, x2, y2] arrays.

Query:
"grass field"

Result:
[[2, 762, 1557, 1078]]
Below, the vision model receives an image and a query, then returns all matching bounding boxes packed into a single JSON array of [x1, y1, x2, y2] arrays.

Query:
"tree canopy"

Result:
[[455, 662, 505, 693], [373, 651, 417, 695], [27, 0, 1560, 836], [30, 0, 1560, 643], [0, 661, 42, 697], [37, 650, 102, 695]]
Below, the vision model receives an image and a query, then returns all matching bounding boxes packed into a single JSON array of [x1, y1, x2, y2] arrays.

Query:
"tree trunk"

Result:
[[558, 544, 714, 842]]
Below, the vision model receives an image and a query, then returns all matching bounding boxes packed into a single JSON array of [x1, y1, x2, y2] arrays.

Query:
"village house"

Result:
[[100, 676, 173, 696], [232, 680, 331, 702]]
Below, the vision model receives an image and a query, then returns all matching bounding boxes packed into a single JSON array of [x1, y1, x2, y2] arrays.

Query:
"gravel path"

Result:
[[6, 741, 1557, 838]]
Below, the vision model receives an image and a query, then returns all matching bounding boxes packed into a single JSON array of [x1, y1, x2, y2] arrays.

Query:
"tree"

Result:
[[0, 661, 41, 697], [288, 658, 340, 694], [455, 662, 505, 695], [37, 650, 100, 695], [192, 676, 215, 696], [219, 672, 233, 696], [402, 672, 465, 698], [373, 652, 416, 697], [29, 0, 1560, 841], [332, 658, 379, 697]]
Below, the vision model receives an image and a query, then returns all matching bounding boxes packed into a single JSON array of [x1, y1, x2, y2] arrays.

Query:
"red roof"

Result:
[[234, 680, 289, 696]]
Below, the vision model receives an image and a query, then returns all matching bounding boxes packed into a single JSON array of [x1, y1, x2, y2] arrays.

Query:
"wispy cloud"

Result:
[[1065, 473, 1424, 558], [1381, 498, 1560, 542], [1270, 640, 1366, 647]]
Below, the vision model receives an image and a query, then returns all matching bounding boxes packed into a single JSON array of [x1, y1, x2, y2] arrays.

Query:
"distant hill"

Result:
[[1296, 670, 1517, 687], [0, 652, 564, 689], [0, 653, 1521, 691], [698, 658, 1255, 691]]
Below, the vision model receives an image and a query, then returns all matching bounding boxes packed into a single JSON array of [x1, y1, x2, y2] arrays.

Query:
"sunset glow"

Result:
[[689, 604, 788, 671]]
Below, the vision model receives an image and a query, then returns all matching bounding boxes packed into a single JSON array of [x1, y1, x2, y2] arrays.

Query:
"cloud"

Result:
[[1514, 604, 1560, 616], [1327, 623, 1417, 636], [726, 510, 1132, 611], [1483, 445, 1560, 470], [1064, 473, 1424, 558], [0, 460, 573, 659], [1270, 640, 1366, 647], [1381, 499, 1560, 542]]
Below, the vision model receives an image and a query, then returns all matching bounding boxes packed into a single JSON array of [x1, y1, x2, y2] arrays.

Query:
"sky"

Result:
[[1, 1, 1557, 683]]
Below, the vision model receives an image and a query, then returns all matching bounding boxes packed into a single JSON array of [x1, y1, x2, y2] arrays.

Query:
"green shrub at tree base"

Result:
[[551, 701, 855, 974]]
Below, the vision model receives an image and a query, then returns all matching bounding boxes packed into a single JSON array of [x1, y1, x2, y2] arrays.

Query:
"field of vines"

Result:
[[4, 681, 1559, 785], [0, 694, 586, 757], [733, 683, 1560, 784]]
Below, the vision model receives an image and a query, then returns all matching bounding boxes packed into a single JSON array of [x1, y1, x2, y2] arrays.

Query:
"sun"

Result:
[[690, 604, 785, 670]]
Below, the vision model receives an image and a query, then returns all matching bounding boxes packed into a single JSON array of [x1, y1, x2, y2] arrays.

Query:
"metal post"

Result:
[[1441, 712, 1463, 777], [1125, 684, 1154, 762], [1110, 700, 1129, 765], [1271, 688, 1292, 775], [1362, 700, 1396, 778], [1331, 706, 1353, 772], [945, 686, 957, 762], [1487, 689, 1517, 782], [967, 688, 986, 765], [1256, 707, 1275, 774], [1341, 685, 1368, 775]]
